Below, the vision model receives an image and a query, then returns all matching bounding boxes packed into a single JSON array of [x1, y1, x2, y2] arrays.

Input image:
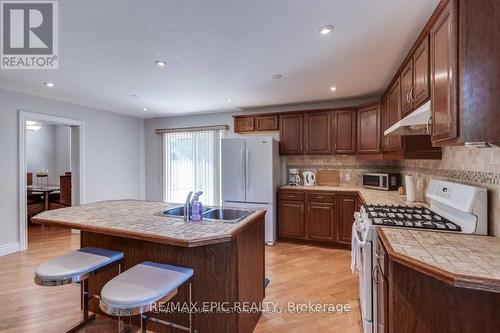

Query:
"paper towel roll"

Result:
[[405, 175, 416, 202]]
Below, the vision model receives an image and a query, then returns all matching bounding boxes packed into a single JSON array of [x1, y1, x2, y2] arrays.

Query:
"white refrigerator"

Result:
[[221, 137, 280, 245]]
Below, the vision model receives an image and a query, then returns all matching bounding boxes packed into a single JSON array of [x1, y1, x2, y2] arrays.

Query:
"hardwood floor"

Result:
[[0, 226, 361, 333]]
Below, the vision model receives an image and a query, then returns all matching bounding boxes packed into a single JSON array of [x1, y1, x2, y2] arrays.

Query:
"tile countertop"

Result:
[[32, 200, 265, 247], [280, 185, 428, 207], [379, 228, 500, 293]]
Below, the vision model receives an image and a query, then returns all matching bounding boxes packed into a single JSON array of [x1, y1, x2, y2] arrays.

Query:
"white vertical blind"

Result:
[[163, 129, 222, 205]]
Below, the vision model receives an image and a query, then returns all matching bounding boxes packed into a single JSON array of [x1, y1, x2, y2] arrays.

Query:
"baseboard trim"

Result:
[[0, 241, 21, 257]]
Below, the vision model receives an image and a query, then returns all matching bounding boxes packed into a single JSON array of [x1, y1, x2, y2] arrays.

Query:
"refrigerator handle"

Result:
[[246, 148, 250, 190], [240, 147, 245, 190]]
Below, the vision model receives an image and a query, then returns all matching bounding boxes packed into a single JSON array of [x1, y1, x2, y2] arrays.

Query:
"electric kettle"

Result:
[[303, 171, 316, 186]]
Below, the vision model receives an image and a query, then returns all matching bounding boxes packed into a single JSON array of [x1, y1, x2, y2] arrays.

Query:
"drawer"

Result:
[[307, 192, 335, 203], [279, 191, 305, 201]]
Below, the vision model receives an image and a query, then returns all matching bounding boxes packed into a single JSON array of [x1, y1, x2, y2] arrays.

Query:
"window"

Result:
[[163, 129, 223, 206]]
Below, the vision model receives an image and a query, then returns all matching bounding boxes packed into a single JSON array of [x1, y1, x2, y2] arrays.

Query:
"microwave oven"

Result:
[[362, 173, 401, 191]]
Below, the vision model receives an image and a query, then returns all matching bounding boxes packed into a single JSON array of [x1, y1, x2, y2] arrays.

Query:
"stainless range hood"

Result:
[[384, 101, 431, 136]]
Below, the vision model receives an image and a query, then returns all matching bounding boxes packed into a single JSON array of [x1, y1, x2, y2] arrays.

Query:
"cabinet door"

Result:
[[413, 36, 430, 107], [304, 112, 331, 154], [387, 79, 402, 151], [333, 110, 357, 154], [376, 239, 389, 333], [279, 200, 305, 239], [279, 114, 304, 155], [401, 61, 414, 115], [255, 115, 279, 131], [335, 195, 357, 245], [234, 116, 255, 132], [380, 98, 390, 152], [357, 104, 380, 153], [430, 0, 458, 144], [306, 202, 334, 241]]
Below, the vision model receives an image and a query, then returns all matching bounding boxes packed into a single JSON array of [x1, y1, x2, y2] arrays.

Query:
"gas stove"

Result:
[[364, 204, 462, 231]]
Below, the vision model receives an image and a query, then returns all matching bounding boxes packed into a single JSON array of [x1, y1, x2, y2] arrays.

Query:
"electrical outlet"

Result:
[[345, 173, 351, 181]]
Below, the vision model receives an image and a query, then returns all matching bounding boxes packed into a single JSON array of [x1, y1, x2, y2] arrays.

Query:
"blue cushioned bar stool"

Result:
[[99, 261, 194, 333], [35, 247, 124, 333]]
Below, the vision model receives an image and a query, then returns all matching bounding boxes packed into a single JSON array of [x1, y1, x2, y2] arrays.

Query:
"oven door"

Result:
[[353, 214, 374, 333]]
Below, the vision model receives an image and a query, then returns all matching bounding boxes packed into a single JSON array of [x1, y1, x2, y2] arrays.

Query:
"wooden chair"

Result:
[[27, 172, 44, 223], [50, 174, 72, 209]]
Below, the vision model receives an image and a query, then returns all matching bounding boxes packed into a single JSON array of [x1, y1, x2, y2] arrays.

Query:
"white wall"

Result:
[[144, 97, 377, 201], [26, 123, 71, 185], [0, 88, 145, 250]]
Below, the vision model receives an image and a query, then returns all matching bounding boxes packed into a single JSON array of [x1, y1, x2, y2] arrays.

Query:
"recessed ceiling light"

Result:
[[154, 60, 167, 67], [142, 107, 148, 112], [26, 120, 37, 126], [130, 94, 139, 98], [226, 99, 233, 103], [330, 86, 337, 92], [319, 25, 334, 35], [43, 82, 55, 87], [272, 74, 283, 79]]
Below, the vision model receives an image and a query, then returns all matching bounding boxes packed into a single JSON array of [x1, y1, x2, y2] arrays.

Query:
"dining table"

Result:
[[27, 185, 60, 211]]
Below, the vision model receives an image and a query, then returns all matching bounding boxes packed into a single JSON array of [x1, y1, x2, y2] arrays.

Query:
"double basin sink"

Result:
[[161, 206, 253, 224]]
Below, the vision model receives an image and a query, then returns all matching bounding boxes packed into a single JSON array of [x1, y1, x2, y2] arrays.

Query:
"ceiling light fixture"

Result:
[[26, 125, 42, 131], [319, 25, 334, 35], [26, 120, 37, 126], [226, 99, 233, 103], [154, 60, 167, 67], [43, 82, 55, 87], [330, 86, 337, 92], [142, 107, 148, 112], [272, 74, 283, 79]]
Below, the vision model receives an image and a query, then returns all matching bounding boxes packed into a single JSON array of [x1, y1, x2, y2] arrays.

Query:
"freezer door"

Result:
[[245, 138, 273, 203], [221, 138, 246, 202]]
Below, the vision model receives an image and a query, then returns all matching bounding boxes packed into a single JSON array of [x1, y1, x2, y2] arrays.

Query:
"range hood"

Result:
[[384, 101, 431, 136]]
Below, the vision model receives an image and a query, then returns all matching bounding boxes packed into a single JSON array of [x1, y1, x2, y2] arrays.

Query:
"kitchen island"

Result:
[[33, 200, 266, 333]]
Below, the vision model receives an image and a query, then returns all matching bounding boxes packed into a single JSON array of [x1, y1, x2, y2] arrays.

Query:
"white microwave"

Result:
[[362, 173, 401, 191]]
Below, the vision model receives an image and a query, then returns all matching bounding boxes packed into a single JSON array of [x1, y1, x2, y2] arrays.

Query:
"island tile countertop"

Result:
[[32, 200, 265, 247], [379, 228, 500, 293], [280, 185, 428, 207]]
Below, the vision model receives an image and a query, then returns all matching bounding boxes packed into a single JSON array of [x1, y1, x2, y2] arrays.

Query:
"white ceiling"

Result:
[[0, 0, 439, 118]]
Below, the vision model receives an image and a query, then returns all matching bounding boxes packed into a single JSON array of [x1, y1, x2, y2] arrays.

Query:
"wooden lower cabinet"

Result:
[[278, 200, 305, 239], [335, 194, 358, 245], [279, 190, 358, 246], [306, 202, 334, 241]]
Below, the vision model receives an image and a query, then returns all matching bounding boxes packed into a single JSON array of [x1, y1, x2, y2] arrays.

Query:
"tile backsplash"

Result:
[[285, 146, 500, 236]]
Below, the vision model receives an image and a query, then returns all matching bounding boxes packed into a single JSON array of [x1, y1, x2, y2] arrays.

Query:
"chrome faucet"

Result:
[[184, 191, 193, 222], [184, 191, 204, 221]]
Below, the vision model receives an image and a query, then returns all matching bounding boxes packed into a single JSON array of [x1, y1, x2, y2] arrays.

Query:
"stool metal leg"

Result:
[[141, 313, 149, 333], [66, 279, 96, 333]]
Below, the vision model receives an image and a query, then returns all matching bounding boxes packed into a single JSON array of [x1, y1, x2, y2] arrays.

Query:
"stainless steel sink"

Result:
[[202, 208, 253, 223], [161, 206, 211, 217], [160, 206, 253, 223]]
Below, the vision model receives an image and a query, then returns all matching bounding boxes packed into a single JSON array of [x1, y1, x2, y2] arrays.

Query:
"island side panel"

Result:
[[389, 261, 500, 333], [81, 231, 239, 333], [236, 214, 265, 333]]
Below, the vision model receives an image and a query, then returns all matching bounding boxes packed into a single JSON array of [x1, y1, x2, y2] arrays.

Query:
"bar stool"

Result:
[[99, 261, 194, 332], [35, 247, 124, 333]]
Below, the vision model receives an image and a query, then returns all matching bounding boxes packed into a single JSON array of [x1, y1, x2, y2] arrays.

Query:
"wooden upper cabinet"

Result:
[[430, 0, 458, 144], [380, 98, 390, 152], [304, 111, 331, 154], [387, 78, 402, 151], [401, 61, 414, 115], [234, 116, 254, 132], [255, 115, 279, 131], [279, 114, 304, 155], [357, 104, 381, 153], [333, 110, 357, 154], [413, 36, 430, 107]]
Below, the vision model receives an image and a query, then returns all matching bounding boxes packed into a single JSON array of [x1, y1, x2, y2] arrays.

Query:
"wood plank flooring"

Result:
[[0, 225, 361, 333]]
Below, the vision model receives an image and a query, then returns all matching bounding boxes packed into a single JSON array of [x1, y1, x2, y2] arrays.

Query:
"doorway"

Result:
[[18, 111, 84, 251]]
